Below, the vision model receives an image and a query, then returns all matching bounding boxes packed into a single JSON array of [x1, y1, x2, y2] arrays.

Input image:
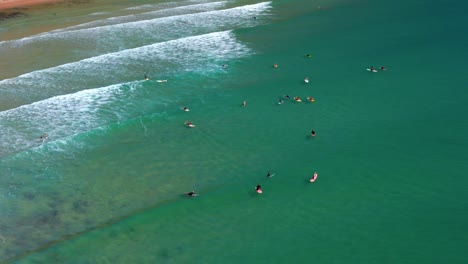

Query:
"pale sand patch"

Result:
[[0, 0, 64, 11]]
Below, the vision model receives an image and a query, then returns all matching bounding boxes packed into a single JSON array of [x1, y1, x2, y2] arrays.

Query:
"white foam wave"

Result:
[[0, 1, 267, 48], [0, 2, 271, 107], [49, 1, 228, 34], [0, 31, 250, 157]]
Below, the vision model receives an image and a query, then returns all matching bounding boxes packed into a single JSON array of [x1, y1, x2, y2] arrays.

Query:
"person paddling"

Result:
[[255, 184, 262, 194], [310, 172, 318, 182], [186, 191, 198, 197]]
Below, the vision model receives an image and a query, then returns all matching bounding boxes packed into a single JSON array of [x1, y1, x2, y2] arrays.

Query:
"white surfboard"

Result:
[[367, 69, 377, 73], [156, 80, 167, 83]]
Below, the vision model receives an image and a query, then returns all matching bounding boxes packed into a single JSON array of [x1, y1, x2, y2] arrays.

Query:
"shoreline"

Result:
[[0, 0, 63, 11]]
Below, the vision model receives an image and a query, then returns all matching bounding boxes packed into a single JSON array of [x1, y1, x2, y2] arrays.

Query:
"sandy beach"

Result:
[[0, 0, 62, 10]]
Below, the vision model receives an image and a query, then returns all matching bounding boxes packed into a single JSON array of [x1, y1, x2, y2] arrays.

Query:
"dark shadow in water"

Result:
[[0, 11, 28, 22], [5, 184, 226, 263]]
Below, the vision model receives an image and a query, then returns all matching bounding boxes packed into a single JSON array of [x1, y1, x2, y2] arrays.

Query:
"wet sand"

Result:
[[0, 0, 63, 11]]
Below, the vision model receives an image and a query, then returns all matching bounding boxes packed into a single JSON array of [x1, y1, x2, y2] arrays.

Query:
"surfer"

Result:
[[379, 66, 387, 71], [242, 100, 246, 107], [370, 66, 375, 72], [186, 191, 197, 197], [294, 96, 302, 102], [304, 76, 309, 83], [253, 16, 257, 20], [273, 63, 278, 68], [307, 97, 315, 102], [255, 184, 262, 193], [39, 133, 48, 140], [267, 172, 273, 178], [222, 64, 226, 68], [185, 121, 195, 128], [285, 95, 290, 99], [311, 130, 316, 137], [182, 107, 189, 112], [310, 172, 318, 182], [306, 54, 311, 58], [278, 98, 284, 104], [144, 72, 149, 80]]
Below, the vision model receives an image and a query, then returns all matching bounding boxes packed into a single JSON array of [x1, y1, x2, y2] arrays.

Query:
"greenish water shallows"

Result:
[[1, 0, 468, 263]]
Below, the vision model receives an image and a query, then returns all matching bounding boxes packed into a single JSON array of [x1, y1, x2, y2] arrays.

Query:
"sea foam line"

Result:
[[0, 1, 268, 48], [48, 1, 228, 34]]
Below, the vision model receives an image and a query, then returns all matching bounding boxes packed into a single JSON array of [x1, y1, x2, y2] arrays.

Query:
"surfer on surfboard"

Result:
[[311, 130, 316, 137], [310, 172, 318, 182], [185, 121, 195, 128], [144, 72, 149, 80], [255, 184, 262, 194], [185, 191, 198, 197]]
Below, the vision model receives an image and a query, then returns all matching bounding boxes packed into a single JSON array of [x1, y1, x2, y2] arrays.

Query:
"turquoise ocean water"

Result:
[[1, 0, 468, 262]]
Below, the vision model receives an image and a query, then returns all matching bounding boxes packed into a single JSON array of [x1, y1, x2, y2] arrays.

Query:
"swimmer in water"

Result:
[[186, 191, 197, 197], [311, 130, 316, 137], [222, 64, 226, 68], [39, 133, 48, 140], [379, 66, 387, 71], [278, 98, 284, 104], [267, 171, 272, 178], [285, 95, 290, 99]]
